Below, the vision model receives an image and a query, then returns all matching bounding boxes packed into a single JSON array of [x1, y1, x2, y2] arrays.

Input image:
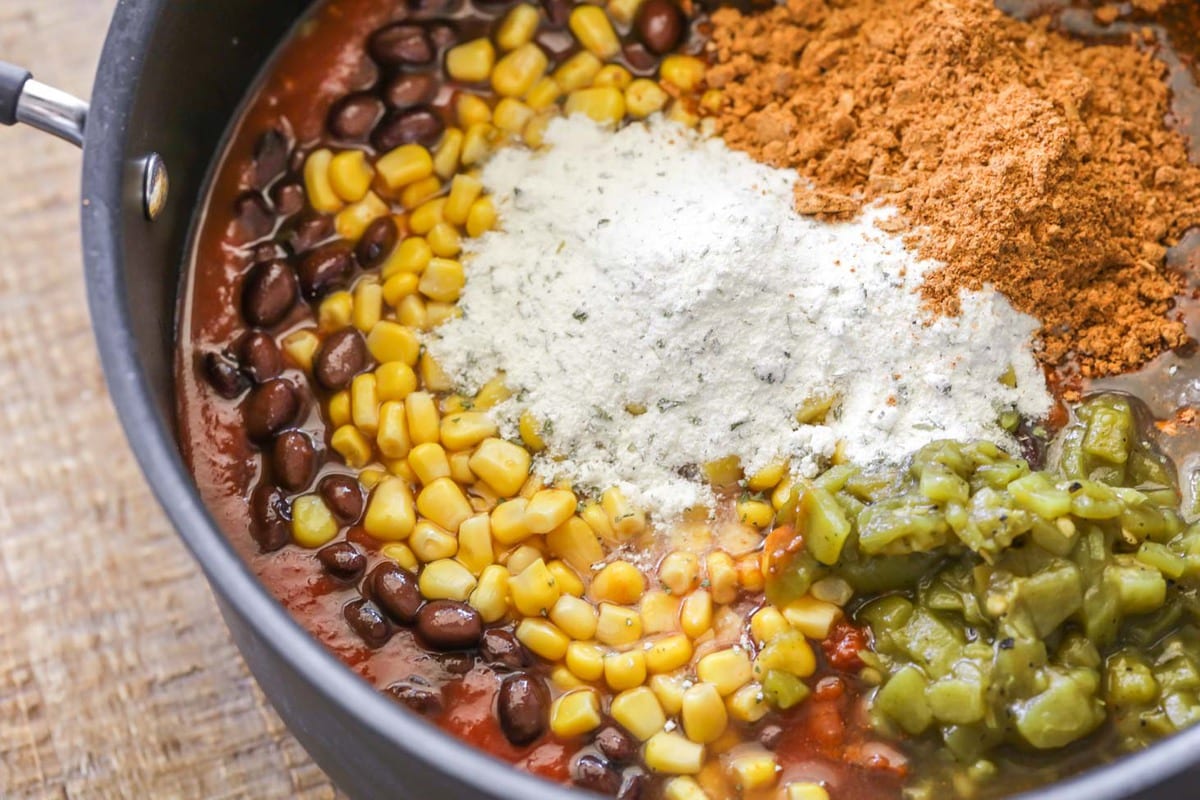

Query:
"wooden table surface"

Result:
[[0, 3, 338, 797]]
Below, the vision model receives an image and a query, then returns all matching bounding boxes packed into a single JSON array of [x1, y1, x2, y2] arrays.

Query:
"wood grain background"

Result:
[[0, 3, 338, 797]]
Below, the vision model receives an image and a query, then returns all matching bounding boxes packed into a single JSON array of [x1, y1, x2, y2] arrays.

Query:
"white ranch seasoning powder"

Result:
[[429, 117, 1053, 517]]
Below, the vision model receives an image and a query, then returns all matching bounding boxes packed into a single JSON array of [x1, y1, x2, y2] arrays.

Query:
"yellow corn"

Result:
[[418, 257, 465, 303], [291, 495, 339, 548], [697, 648, 754, 696], [706, 551, 738, 604], [465, 438, 532, 499], [405, 391, 440, 445], [443, 173, 484, 227], [593, 64, 632, 89], [562, 643, 604, 686], [410, 197, 447, 235], [545, 516, 603, 573], [523, 488, 577, 534], [699, 89, 723, 114], [524, 76, 562, 110], [490, 497, 532, 545], [492, 42, 549, 97], [462, 121, 501, 167], [662, 777, 710, 800], [304, 148, 342, 213], [625, 78, 669, 119], [494, 97, 535, 135], [381, 542, 419, 571], [378, 275, 417, 314], [364, 477, 416, 541], [546, 560, 583, 597], [641, 591, 680, 635], [376, 143, 434, 191], [331, 424, 373, 469], [440, 410, 498, 451], [596, 602, 643, 646], [737, 554, 765, 591], [465, 195, 497, 238], [645, 732, 705, 775], [419, 351, 454, 392], [755, 631, 817, 678], [387, 458, 418, 483], [549, 688, 602, 737], [601, 486, 645, 539], [376, 401, 412, 459], [328, 390, 351, 428], [525, 108, 559, 149], [408, 441, 450, 485], [606, 0, 642, 26], [650, 673, 687, 716], [611, 686, 666, 741], [426, 222, 462, 258], [445, 38, 495, 83], [646, 633, 693, 674], [591, 560, 646, 605], [509, 558, 561, 617], [376, 363, 418, 403], [335, 191, 390, 241], [747, 458, 787, 492], [564, 87, 626, 126], [728, 749, 780, 791], [736, 498, 774, 529], [350, 373, 380, 434], [318, 291, 353, 332], [433, 128, 464, 179], [359, 468, 387, 489], [516, 617, 570, 661], [551, 665, 588, 691], [569, 5, 620, 58], [352, 279, 383, 332], [727, 682, 770, 724], [416, 476, 473, 531], [400, 175, 442, 209], [782, 596, 843, 640], [659, 551, 700, 596], [549, 594, 598, 640], [410, 520, 459, 562], [517, 410, 548, 453], [554, 51, 603, 93], [660, 55, 705, 92], [577, 502, 613, 545], [750, 606, 790, 646], [681, 682, 728, 744], [786, 784, 831, 800], [508, 543, 544, 574], [457, 94, 492, 129], [496, 4, 539, 50], [397, 294, 428, 330], [455, 514, 493, 575], [382, 237, 433, 280], [680, 589, 713, 639], [329, 149, 375, 203], [604, 649, 647, 691], [448, 451, 476, 486], [279, 329, 319, 373], [666, 99, 699, 128], [469, 564, 511, 622], [419, 558, 477, 601]]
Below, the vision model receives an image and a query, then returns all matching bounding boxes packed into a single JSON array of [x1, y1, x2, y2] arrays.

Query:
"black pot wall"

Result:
[[72, 0, 1200, 798]]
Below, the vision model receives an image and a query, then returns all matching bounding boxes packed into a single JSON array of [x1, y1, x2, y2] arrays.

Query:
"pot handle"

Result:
[[0, 61, 88, 148]]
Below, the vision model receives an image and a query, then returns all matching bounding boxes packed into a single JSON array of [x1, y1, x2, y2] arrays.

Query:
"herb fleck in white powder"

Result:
[[429, 117, 1052, 516]]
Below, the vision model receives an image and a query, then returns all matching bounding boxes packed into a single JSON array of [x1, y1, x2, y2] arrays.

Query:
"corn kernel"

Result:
[[469, 564, 511, 622], [377, 400, 412, 459], [755, 631, 816, 678], [625, 78, 669, 119], [604, 649, 647, 691], [601, 487, 645, 539], [736, 499, 774, 529], [747, 458, 787, 492], [318, 292, 353, 332], [450, 514, 491, 575], [706, 551, 738, 604], [387, 458, 418, 483], [417, 476, 473, 532], [546, 560, 584, 597], [645, 732, 705, 775], [377, 144, 434, 191], [439, 175, 483, 229], [400, 175, 442, 209], [659, 551, 700, 596], [736, 554, 765, 591], [592, 560, 647, 605], [550, 688, 602, 737], [331, 424, 373, 469], [440, 411, 498, 452], [457, 94, 492, 129], [359, 468, 387, 489], [786, 784, 831, 800], [507, 543, 544, 576], [335, 191, 390, 241], [665, 98, 699, 128], [445, 38, 495, 83], [465, 195, 497, 238], [418, 353, 454, 394], [524, 76, 562, 110], [593, 64, 632, 89], [352, 279, 383, 332], [448, 453, 475, 488], [303, 148, 342, 213], [382, 237, 433, 281], [782, 596, 843, 640], [328, 390, 351, 428], [660, 55, 705, 92], [291, 495, 339, 548], [610, 686, 666, 741], [426, 222, 462, 258], [419, 558, 477, 601], [410, 198, 447, 236], [364, 477, 416, 541], [329, 149, 375, 203], [750, 606, 790, 645], [473, 376, 512, 411], [641, 591, 681, 634], [564, 86, 626, 125], [680, 589, 712, 639], [650, 673, 687, 715], [281, 329, 320, 373], [554, 51, 603, 93], [561, 642, 603, 683], [433, 128, 464, 179], [551, 665, 588, 691], [492, 42, 549, 97], [725, 681, 769, 724], [418, 257, 465, 303], [681, 682, 727, 744], [662, 777, 710, 800], [516, 617, 570, 660], [407, 441, 450, 485], [545, 516, 603, 573], [497, 4, 540, 50], [397, 294, 429, 330], [646, 633, 693, 674], [494, 97, 535, 135], [596, 603, 643, 646], [569, 6, 620, 58], [375, 363, 417, 403], [697, 648, 754, 696], [351, 373, 380, 434], [406, 391, 440, 445], [410, 520, 459, 562], [467, 438, 531, 498], [462, 121, 501, 167], [549, 594, 598, 640], [490, 497, 531, 545], [522, 488, 576, 534], [729, 749, 780, 791], [381, 542, 419, 571], [606, 0, 643, 26], [509, 558, 561, 617], [580, 500, 615, 542]]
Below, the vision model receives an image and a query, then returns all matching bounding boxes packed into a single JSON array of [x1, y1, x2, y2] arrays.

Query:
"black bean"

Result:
[[479, 628, 531, 670], [328, 92, 385, 141], [497, 672, 550, 746], [426, 23, 458, 51], [372, 106, 444, 152], [319, 474, 364, 523], [369, 23, 435, 67], [416, 600, 483, 650], [635, 0, 684, 55], [271, 181, 306, 218], [371, 562, 424, 624], [233, 192, 275, 242], [244, 379, 300, 442], [272, 430, 317, 491], [318, 541, 366, 580], [251, 243, 281, 264], [540, 0, 571, 26], [387, 680, 444, 716], [573, 754, 621, 794], [621, 42, 658, 74], [298, 243, 355, 299], [252, 128, 291, 189], [345, 599, 392, 647], [759, 723, 783, 750], [617, 769, 648, 800], [289, 214, 335, 255], [250, 483, 291, 552], [202, 350, 249, 399], [237, 330, 283, 382], [595, 726, 637, 763], [356, 216, 399, 268], [383, 72, 437, 108], [242, 259, 298, 327], [314, 328, 368, 391], [438, 651, 475, 675]]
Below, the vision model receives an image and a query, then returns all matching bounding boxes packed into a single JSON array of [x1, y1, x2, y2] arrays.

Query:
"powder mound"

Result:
[[705, 0, 1200, 377], [428, 117, 1051, 517]]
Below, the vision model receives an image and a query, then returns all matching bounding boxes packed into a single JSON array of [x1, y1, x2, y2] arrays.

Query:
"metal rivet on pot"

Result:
[[142, 153, 169, 221]]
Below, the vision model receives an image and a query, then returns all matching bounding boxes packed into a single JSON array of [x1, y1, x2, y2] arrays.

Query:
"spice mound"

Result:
[[704, 0, 1200, 376]]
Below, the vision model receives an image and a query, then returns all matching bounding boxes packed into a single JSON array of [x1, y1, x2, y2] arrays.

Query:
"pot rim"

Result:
[[75, 1, 1200, 799]]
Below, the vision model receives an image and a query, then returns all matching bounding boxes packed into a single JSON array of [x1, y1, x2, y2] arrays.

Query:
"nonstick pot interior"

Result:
[[74, 0, 1200, 798]]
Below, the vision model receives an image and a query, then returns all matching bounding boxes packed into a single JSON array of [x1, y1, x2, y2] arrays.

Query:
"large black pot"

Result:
[[1, 1, 1199, 798]]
